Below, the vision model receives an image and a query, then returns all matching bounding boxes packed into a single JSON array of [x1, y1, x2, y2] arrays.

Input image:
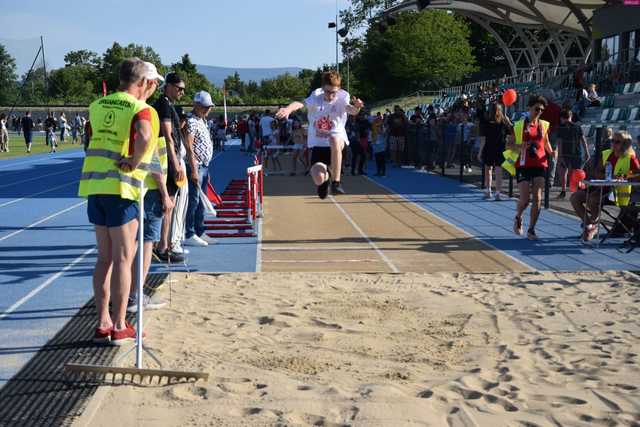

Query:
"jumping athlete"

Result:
[[276, 71, 364, 199]]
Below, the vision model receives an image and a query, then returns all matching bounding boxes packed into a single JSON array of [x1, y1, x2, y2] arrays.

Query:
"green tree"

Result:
[[170, 53, 220, 101], [100, 42, 165, 93], [259, 73, 307, 102], [0, 44, 17, 105], [64, 49, 100, 67], [19, 67, 47, 104], [48, 65, 97, 103], [355, 11, 476, 99], [224, 72, 245, 98]]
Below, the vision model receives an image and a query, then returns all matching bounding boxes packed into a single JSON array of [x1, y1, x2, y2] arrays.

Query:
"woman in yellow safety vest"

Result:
[[77, 58, 164, 346], [570, 131, 640, 241], [503, 95, 555, 240]]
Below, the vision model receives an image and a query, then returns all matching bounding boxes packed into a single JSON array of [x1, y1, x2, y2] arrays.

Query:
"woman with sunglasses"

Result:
[[504, 95, 555, 240], [570, 131, 640, 241]]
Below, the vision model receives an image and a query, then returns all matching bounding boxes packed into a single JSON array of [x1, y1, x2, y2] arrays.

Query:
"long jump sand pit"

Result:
[[86, 271, 640, 427]]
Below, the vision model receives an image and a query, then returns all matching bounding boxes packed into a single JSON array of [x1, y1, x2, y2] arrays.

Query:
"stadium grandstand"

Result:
[[390, 0, 640, 148]]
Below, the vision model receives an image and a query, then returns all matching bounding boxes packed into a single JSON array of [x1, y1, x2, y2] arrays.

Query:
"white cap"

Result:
[[194, 90, 214, 107], [142, 62, 164, 82]]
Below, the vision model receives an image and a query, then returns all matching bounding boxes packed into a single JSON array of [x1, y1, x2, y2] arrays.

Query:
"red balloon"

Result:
[[502, 89, 517, 107]]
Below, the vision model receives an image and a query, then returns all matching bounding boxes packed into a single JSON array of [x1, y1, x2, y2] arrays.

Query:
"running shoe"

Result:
[[582, 224, 598, 242], [111, 322, 144, 346], [527, 228, 538, 240], [484, 191, 492, 200], [155, 249, 185, 263], [184, 235, 208, 247], [494, 192, 503, 201], [331, 181, 346, 195], [127, 295, 168, 313], [171, 244, 189, 255], [93, 326, 112, 344], [317, 179, 330, 199], [513, 216, 524, 236], [556, 191, 566, 199], [199, 234, 217, 245]]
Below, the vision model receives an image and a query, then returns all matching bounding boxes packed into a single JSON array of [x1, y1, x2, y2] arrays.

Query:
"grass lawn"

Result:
[[0, 134, 82, 160]]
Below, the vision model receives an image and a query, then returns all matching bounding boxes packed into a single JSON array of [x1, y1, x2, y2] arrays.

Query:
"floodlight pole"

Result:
[[40, 36, 49, 112], [335, 0, 340, 74]]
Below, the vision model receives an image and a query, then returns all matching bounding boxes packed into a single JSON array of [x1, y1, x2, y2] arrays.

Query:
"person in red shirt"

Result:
[[507, 95, 555, 240], [570, 131, 640, 241]]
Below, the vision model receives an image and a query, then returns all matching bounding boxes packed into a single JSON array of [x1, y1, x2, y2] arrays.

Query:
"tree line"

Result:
[[0, 4, 513, 106], [0, 42, 328, 107]]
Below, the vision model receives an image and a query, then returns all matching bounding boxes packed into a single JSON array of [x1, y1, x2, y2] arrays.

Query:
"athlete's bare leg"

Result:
[[329, 135, 344, 183]]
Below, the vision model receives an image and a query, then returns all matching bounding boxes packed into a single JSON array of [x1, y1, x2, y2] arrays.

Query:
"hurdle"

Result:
[[205, 164, 263, 238]]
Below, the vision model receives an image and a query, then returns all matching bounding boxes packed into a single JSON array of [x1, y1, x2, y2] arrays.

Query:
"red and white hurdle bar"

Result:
[[205, 164, 263, 238]]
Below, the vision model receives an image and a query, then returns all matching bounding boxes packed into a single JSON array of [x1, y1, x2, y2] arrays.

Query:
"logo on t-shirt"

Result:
[[315, 115, 333, 139]]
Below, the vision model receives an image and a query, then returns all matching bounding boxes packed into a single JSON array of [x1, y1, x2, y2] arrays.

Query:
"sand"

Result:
[[85, 271, 640, 427]]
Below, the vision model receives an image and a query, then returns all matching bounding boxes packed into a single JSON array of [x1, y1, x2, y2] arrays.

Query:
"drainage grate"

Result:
[[0, 273, 168, 427]]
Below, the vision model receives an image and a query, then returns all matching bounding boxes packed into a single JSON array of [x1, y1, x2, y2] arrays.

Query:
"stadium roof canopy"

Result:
[[386, 0, 608, 37], [385, 0, 611, 76]]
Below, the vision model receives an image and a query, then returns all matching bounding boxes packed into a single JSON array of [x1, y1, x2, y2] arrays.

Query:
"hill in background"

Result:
[[197, 65, 304, 86]]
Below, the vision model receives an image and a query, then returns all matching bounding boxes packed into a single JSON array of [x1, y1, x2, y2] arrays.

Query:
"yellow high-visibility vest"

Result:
[[78, 92, 159, 201], [145, 136, 168, 190], [502, 119, 550, 176], [602, 148, 633, 207]]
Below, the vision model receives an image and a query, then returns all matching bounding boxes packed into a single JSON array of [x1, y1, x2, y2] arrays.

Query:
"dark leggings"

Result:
[[375, 152, 386, 175]]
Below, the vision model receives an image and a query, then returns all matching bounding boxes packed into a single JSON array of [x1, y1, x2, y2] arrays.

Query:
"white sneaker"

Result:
[[127, 295, 168, 313], [172, 244, 189, 255], [184, 235, 208, 247], [198, 234, 217, 245], [484, 190, 492, 200]]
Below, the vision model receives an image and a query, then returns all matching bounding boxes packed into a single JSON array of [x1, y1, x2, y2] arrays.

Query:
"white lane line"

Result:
[[330, 195, 400, 273], [0, 168, 77, 189], [0, 247, 96, 321], [263, 259, 379, 263], [0, 147, 80, 170], [262, 246, 375, 251], [0, 181, 78, 208], [0, 200, 87, 243], [364, 176, 533, 271]]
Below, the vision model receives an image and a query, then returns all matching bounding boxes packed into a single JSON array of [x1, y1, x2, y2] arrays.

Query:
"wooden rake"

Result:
[[65, 175, 207, 386]]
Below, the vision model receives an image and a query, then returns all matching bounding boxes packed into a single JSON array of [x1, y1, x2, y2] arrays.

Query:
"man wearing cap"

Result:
[[78, 58, 164, 345], [152, 72, 187, 261], [184, 91, 216, 247]]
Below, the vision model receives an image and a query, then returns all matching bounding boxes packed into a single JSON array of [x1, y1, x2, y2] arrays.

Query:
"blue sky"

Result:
[[0, 0, 350, 74]]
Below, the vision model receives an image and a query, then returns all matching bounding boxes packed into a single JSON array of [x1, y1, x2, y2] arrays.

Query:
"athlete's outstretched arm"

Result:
[[276, 102, 305, 120], [346, 96, 364, 115]]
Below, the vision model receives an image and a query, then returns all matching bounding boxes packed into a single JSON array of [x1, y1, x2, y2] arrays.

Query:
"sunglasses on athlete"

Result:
[[171, 83, 186, 92]]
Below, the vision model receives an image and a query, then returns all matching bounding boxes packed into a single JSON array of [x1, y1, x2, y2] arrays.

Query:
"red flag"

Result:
[[102, 80, 107, 97], [207, 179, 223, 207]]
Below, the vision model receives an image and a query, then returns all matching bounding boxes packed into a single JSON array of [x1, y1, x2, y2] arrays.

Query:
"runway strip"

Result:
[[261, 175, 528, 273]]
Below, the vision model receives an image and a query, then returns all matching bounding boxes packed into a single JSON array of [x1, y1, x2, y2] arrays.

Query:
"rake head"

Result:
[[64, 363, 209, 386]]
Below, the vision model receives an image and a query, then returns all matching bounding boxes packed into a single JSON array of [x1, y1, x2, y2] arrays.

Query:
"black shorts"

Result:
[[559, 156, 582, 170], [516, 167, 546, 183], [310, 147, 331, 167]]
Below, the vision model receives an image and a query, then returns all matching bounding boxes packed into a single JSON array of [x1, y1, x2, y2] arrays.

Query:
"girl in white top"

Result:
[[0, 113, 8, 152], [276, 70, 364, 198], [59, 113, 68, 143]]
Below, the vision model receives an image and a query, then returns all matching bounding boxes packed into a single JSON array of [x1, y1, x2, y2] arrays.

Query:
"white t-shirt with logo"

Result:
[[305, 88, 350, 148]]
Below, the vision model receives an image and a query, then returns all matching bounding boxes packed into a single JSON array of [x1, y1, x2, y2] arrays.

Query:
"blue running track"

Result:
[[0, 146, 258, 388], [367, 166, 640, 272]]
